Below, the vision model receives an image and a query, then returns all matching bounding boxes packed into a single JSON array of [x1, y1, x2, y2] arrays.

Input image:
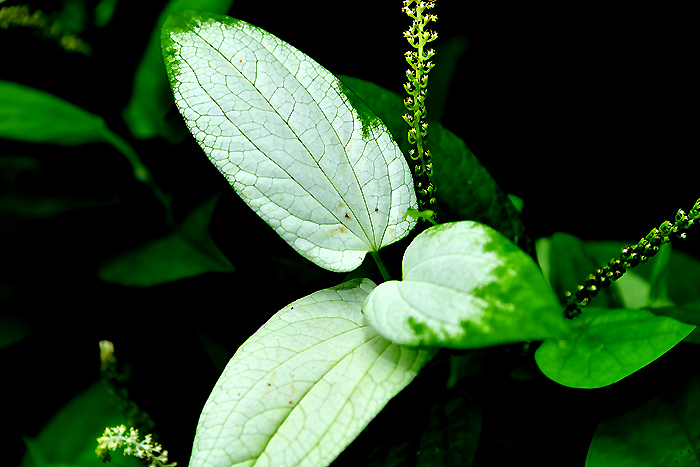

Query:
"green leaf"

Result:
[[337, 75, 527, 248], [122, 0, 235, 141], [585, 372, 700, 466], [0, 80, 108, 146], [191, 278, 435, 467], [363, 221, 569, 349], [0, 80, 155, 184], [0, 194, 118, 219], [535, 233, 624, 310], [99, 195, 233, 286], [648, 243, 673, 308], [416, 391, 482, 467], [161, 11, 417, 272], [19, 382, 144, 467], [535, 307, 695, 388]]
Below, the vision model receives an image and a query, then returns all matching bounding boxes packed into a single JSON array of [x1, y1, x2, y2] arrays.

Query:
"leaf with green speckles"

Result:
[[190, 278, 435, 467], [161, 11, 417, 273], [535, 307, 695, 388], [363, 221, 569, 349]]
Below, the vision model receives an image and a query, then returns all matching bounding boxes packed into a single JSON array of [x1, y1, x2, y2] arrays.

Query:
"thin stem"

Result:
[[371, 250, 392, 282], [101, 128, 174, 226]]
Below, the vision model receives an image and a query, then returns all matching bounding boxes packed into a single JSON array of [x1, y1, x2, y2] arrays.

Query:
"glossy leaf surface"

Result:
[[535, 307, 695, 388]]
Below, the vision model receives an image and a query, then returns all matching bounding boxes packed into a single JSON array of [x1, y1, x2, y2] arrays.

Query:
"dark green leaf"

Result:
[[19, 382, 144, 467], [99, 195, 233, 286], [585, 372, 700, 466], [536, 233, 624, 309], [338, 75, 527, 248], [417, 392, 482, 467]]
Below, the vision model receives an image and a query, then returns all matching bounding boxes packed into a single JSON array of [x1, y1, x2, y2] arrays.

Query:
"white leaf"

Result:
[[190, 278, 435, 467], [364, 221, 569, 349], [161, 11, 417, 272]]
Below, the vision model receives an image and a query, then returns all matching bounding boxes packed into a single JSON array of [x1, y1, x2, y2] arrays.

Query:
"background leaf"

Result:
[[0, 80, 109, 146], [364, 221, 568, 349], [19, 382, 144, 467], [585, 372, 700, 466], [535, 307, 695, 388], [536, 232, 624, 309], [161, 11, 417, 273], [99, 194, 233, 286], [191, 278, 435, 467], [337, 75, 527, 250]]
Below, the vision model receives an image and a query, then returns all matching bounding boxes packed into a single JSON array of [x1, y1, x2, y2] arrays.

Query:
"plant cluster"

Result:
[[2, 2, 699, 467]]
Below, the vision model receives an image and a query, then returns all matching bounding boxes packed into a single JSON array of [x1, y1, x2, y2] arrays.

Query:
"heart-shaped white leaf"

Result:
[[161, 11, 417, 272], [363, 221, 571, 349], [191, 278, 435, 467]]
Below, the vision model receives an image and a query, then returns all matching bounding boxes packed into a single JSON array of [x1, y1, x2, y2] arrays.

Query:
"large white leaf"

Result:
[[161, 11, 417, 272], [190, 278, 435, 467]]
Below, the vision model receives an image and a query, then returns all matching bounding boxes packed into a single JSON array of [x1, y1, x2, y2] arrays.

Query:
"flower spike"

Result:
[[402, 0, 438, 221], [96, 425, 177, 467], [564, 197, 700, 318]]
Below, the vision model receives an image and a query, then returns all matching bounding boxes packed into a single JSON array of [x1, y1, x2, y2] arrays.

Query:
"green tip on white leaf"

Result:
[[363, 221, 571, 349], [161, 11, 417, 273]]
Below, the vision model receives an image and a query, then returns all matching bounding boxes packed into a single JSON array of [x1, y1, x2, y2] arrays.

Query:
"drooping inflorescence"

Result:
[[402, 0, 438, 219], [96, 425, 176, 467], [564, 198, 700, 318]]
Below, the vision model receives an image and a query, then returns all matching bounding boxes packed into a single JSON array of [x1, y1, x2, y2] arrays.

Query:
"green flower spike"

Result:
[[564, 197, 700, 318], [96, 425, 176, 467], [402, 0, 438, 222]]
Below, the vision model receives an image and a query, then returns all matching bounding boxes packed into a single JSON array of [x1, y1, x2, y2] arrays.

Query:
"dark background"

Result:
[[2, 1, 697, 466]]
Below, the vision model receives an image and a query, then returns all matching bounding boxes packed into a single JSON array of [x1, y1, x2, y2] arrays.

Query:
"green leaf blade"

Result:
[[535, 307, 695, 388], [99, 195, 233, 286], [0, 80, 107, 146], [585, 373, 700, 466], [191, 278, 435, 467], [364, 221, 569, 349], [161, 12, 417, 272]]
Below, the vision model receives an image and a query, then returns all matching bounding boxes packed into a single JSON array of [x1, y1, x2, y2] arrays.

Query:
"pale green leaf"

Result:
[[535, 307, 695, 388], [161, 11, 417, 272], [363, 221, 570, 349], [585, 372, 700, 466], [190, 278, 435, 467]]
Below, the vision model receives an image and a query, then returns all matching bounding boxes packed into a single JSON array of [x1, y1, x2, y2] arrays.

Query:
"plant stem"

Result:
[[371, 250, 392, 282], [101, 128, 174, 226]]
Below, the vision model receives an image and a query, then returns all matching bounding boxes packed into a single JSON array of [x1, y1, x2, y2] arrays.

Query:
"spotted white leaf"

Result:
[[190, 278, 435, 467], [161, 11, 417, 272]]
